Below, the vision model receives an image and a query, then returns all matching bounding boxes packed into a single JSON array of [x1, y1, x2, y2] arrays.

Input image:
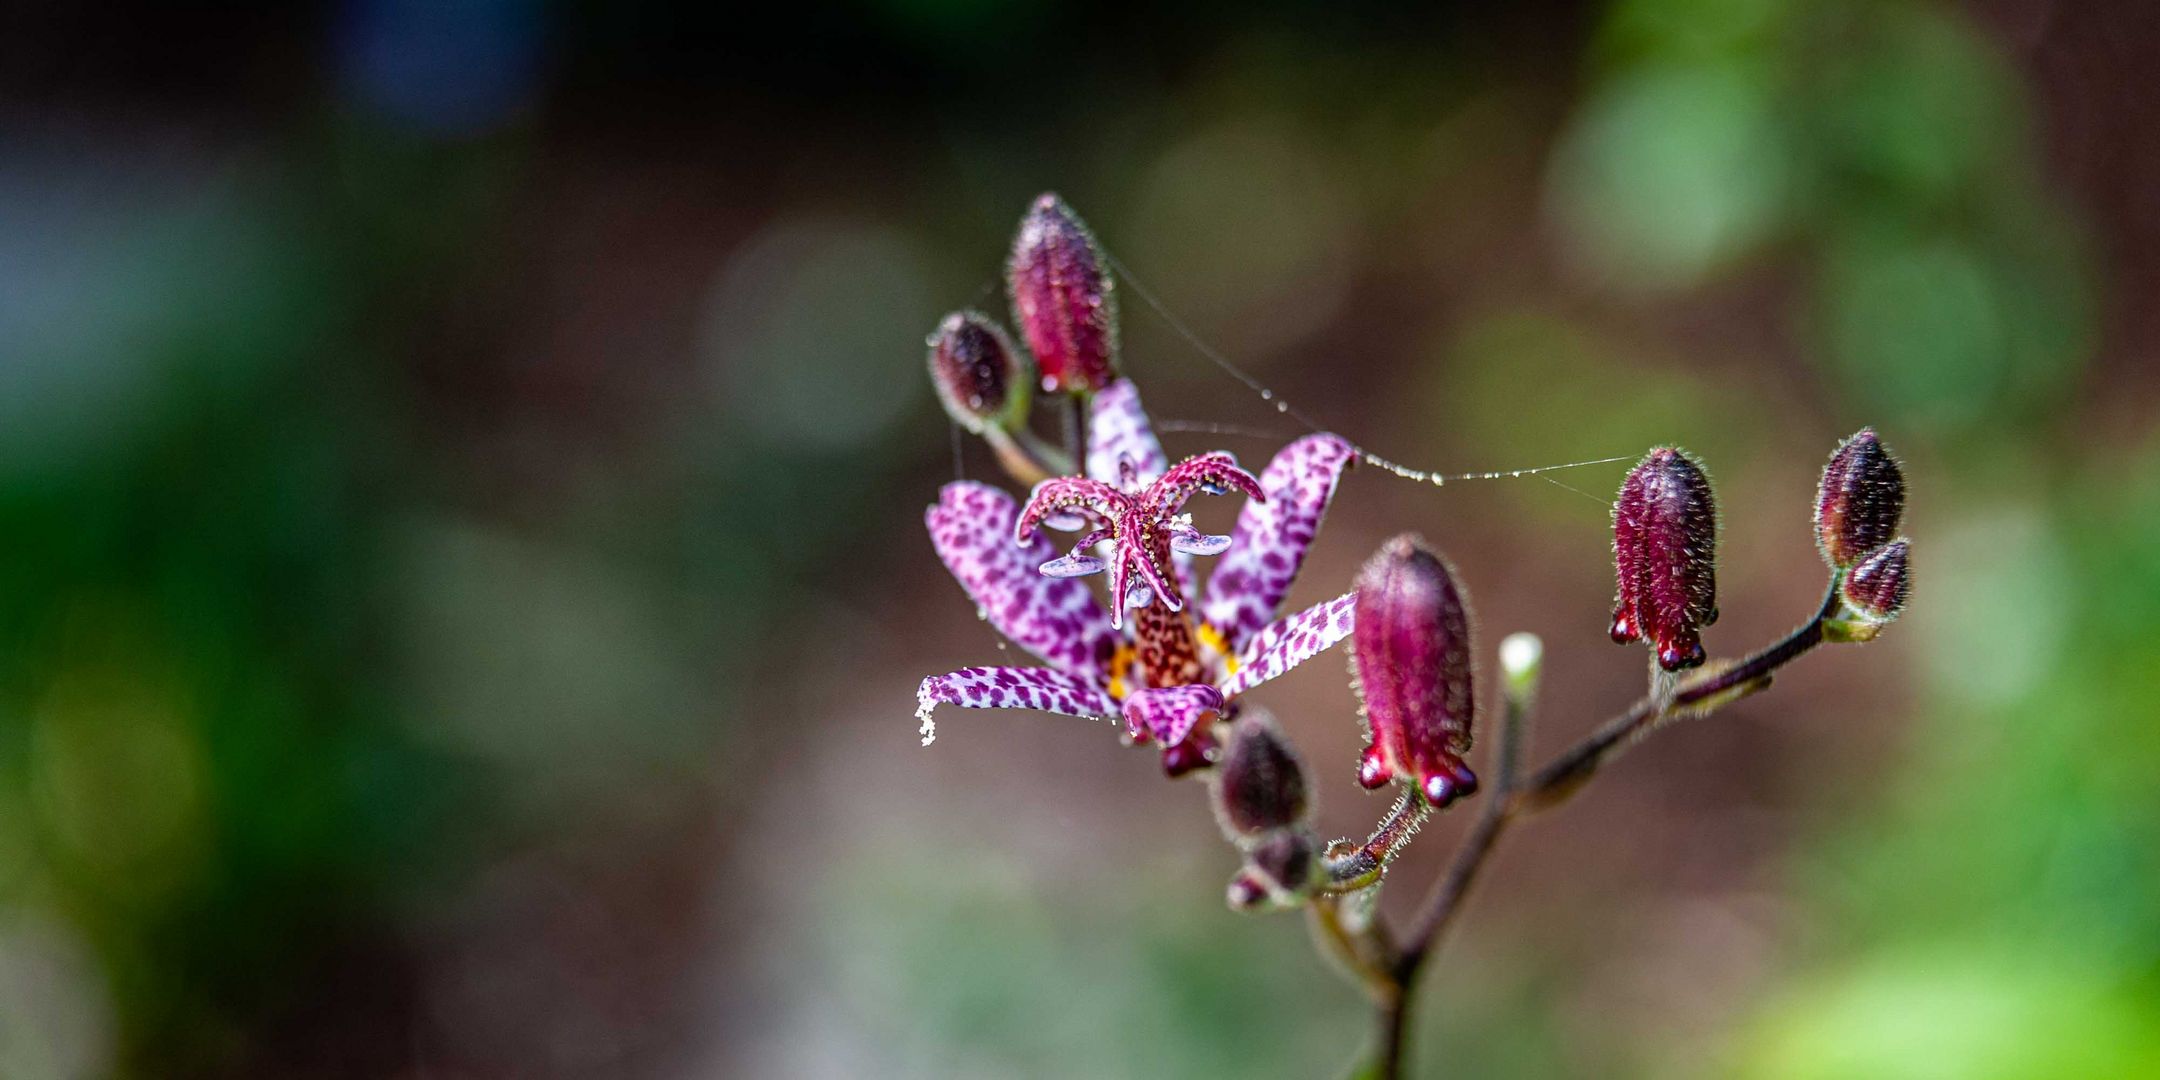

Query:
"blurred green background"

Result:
[[0, 0, 2154, 1076]]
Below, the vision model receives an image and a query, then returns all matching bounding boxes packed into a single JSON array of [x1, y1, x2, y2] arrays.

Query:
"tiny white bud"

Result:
[[1499, 632, 1543, 699]]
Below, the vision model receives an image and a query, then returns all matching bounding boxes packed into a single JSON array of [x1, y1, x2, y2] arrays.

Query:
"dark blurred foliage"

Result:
[[0, 1, 2154, 1077]]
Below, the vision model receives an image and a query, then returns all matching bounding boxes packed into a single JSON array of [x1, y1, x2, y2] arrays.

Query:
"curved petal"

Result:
[[1200, 434, 1356, 654], [1120, 684, 1224, 746], [916, 666, 1117, 746], [929, 482, 1122, 685], [1087, 378, 1168, 491], [1218, 591, 1356, 699]]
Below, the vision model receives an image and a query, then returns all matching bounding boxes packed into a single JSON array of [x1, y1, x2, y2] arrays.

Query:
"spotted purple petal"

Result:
[[1200, 434, 1356, 655], [1087, 378, 1167, 492], [916, 666, 1118, 746], [928, 482, 1121, 686], [1120, 683, 1225, 746], [1218, 591, 1357, 699]]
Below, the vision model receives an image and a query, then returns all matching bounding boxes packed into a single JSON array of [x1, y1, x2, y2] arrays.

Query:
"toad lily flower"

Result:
[[917, 378, 1359, 776]]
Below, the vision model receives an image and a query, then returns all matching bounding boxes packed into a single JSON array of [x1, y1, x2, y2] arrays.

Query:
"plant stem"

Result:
[[1520, 579, 1840, 806], [986, 426, 1066, 487], [1308, 899, 1399, 1005], [1063, 393, 1088, 469], [1372, 811, 1503, 1075], [1360, 791, 1427, 864]]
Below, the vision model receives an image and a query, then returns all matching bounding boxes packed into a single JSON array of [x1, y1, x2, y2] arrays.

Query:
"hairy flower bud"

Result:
[[928, 311, 1031, 434], [1815, 428, 1905, 568], [1610, 447, 1719, 671], [1244, 830, 1316, 897], [1352, 534, 1478, 808], [1829, 538, 1911, 642], [1008, 193, 1118, 394], [1226, 868, 1271, 911], [1212, 714, 1309, 837]]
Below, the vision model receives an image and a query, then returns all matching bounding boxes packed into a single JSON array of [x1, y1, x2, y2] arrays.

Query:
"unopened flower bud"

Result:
[[928, 311, 1031, 434], [1352, 535, 1478, 808], [1008, 193, 1118, 394], [1498, 631, 1543, 702], [1212, 714, 1309, 838], [1815, 428, 1905, 568], [1828, 538, 1911, 642], [1610, 447, 1719, 671], [1226, 868, 1271, 911], [1244, 830, 1316, 897]]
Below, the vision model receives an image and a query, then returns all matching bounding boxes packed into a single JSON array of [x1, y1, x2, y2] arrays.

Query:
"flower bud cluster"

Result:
[[1212, 713, 1321, 909], [1815, 429, 1912, 639], [926, 195, 1125, 482]]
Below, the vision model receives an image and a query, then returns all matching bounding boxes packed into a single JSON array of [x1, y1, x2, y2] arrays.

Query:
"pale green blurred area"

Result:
[[1, 0, 2155, 1076]]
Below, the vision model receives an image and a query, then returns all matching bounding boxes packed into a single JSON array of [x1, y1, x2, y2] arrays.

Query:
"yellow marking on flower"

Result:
[[1196, 622, 1239, 676], [1105, 642, 1139, 701]]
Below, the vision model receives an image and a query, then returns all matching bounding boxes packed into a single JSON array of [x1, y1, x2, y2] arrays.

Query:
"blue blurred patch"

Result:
[[335, 0, 548, 137]]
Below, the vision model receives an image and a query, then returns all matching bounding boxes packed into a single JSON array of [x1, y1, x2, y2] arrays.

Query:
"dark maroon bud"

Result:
[[1243, 830, 1316, 897], [1008, 193, 1118, 394], [1610, 447, 1719, 671], [928, 311, 1031, 434], [1212, 714, 1309, 837], [1842, 538, 1911, 624], [1352, 534, 1478, 809], [1226, 868, 1271, 911], [1815, 428, 1905, 568]]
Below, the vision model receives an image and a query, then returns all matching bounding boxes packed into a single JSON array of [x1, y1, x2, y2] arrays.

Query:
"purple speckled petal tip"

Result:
[[928, 482, 1121, 686], [916, 666, 1118, 746], [1120, 683, 1225, 746], [1218, 591, 1357, 699], [1087, 379, 1168, 491], [1201, 434, 1356, 655]]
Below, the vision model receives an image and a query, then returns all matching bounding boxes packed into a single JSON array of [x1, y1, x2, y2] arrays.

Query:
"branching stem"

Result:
[[1364, 578, 1843, 1079]]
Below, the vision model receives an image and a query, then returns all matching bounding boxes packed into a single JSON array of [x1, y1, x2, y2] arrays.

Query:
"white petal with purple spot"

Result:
[[1200, 434, 1356, 655], [917, 666, 1119, 745], [928, 481, 1121, 686], [1086, 379, 1168, 491], [1120, 684, 1225, 746], [1218, 591, 1357, 699]]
